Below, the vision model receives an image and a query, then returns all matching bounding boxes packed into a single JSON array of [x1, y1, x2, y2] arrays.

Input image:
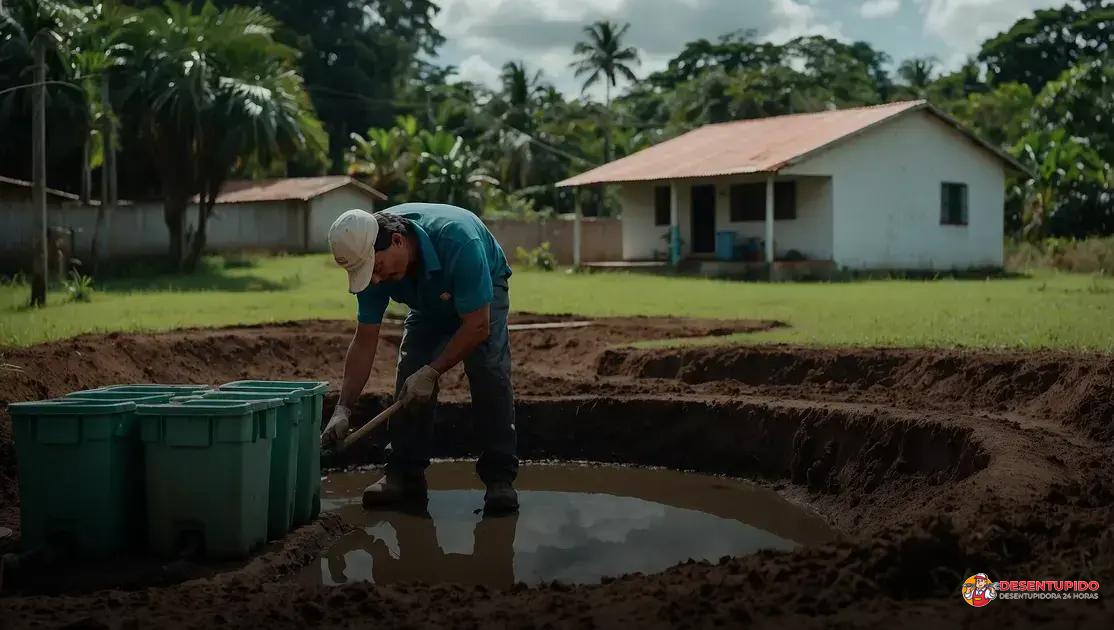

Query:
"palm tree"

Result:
[[419, 135, 498, 213], [70, 1, 131, 272], [499, 61, 545, 129], [347, 116, 419, 199], [492, 61, 550, 190], [119, 2, 324, 269], [571, 21, 640, 107], [898, 56, 938, 98], [571, 20, 640, 162]]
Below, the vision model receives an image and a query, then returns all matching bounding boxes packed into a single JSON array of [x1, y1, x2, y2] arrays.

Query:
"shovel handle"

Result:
[[340, 400, 404, 451]]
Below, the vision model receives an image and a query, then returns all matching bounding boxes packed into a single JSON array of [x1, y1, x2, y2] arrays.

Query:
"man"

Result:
[[320, 204, 518, 514]]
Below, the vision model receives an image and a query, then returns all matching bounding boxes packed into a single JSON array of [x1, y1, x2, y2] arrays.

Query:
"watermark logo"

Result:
[[962, 573, 998, 607], [961, 573, 1102, 605]]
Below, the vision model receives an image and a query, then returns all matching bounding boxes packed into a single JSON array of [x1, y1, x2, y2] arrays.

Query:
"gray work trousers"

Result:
[[386, 277, 518, 485]]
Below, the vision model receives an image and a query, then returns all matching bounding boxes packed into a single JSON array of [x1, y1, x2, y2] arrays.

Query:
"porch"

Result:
[[569, 173, 835, 271]]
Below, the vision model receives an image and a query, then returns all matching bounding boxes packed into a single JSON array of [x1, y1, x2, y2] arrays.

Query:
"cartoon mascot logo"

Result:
[[961, 573, 998, 607]]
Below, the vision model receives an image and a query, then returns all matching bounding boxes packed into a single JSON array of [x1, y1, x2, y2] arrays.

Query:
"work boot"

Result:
[[362, 472, 427, 508], [483, 481, 519, 515]]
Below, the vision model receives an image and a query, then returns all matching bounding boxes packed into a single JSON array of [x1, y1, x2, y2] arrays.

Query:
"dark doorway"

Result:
[[690, 185, 716, 254]]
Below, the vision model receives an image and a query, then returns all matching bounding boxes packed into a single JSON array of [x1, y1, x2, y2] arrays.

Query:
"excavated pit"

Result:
[[1, 316, 1111, 629], [304, 461, 835, 589], [332, 395, 989, 532]]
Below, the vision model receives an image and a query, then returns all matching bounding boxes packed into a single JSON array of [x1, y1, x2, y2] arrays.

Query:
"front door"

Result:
[[690, 185, 716, 254]]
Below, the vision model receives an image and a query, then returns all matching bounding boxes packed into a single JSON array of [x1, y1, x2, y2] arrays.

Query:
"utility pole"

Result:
[[93, 77, 116, 275], [30, 39, 47, 307]]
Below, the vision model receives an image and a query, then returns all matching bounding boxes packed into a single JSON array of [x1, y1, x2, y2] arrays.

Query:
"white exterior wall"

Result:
[[618, 184, 665, 260], [307, 187, 379, 251], [0, 185, 385, 263], [783, 110, 1005, 269], [205, 200, 305, 250], [618, 175, 833, 261]]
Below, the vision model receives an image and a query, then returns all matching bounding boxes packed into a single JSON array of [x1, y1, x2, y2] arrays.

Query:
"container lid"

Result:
[[64, 391, 175, 403], [204, 390, 298, 404], [9, 399, 137, 416], [99, 384, 210, 393], [136, 399, 276, 416], [221, 380, 328, 395]]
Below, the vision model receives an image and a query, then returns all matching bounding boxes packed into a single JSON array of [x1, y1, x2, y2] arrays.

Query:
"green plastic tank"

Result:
[[137, 399, 279, 559], [220, 380, 327, 524], [202, 390, 301, 539], [8, 399, 145, 556]]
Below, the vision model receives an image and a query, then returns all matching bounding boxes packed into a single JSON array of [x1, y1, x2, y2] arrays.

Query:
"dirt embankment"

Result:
[[1, 316, 1113, 628], [598, 345, 1114, 440]]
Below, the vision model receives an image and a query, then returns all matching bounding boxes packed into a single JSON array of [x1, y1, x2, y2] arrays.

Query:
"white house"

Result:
[[0, 175, 386, 268], [199, 176, 387, 252], [557, 100, 1028, 274]]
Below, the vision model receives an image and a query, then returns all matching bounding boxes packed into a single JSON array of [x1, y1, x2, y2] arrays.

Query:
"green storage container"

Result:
[[137, 399, 279, 559], [8, 399, 144, 557], [220, 380, 327, 524], [202, 390, 301, 539]]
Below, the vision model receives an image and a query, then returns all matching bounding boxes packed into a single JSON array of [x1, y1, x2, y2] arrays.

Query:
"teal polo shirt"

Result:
[[355, 203, 512, 325]]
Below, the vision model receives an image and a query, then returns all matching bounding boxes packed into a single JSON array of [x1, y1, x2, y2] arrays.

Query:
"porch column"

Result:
[[765, 176, 775, 264], [669, 181, 680, 266], [573, 191, 582, 267]]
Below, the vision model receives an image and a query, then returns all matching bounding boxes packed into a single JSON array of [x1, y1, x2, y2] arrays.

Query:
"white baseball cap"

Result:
[[328, 209, 379, 293]]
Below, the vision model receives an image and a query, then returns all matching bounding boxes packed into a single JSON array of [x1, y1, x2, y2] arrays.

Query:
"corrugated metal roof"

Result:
[[207, 176, 387, 203], [557, 100, 1028, 187], [0, 174, 84, 201]]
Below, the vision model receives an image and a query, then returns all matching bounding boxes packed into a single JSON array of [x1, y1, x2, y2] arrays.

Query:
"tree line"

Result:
[[1, 0, 1110, 271]]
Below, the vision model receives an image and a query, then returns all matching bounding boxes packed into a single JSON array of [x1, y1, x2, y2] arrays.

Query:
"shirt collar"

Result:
[[411, 222, 441, 278]]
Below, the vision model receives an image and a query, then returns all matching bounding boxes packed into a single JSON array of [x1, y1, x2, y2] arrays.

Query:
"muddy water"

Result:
[[303, 462, 832, 589]]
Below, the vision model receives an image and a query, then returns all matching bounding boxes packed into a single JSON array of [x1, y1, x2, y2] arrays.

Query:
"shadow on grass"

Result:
[[93, 255, 297, 294]]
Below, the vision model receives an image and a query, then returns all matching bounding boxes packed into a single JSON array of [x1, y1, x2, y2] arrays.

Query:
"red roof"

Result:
[[557, 100, 1027, 187], [206, 176, 386, 203]]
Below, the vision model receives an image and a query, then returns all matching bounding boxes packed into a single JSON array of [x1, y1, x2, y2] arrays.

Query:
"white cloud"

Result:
[[860, 0, 901, 19], [916, 0, 1061, 68], [433, 0, 845, 98], [456, 54, 503, 89]]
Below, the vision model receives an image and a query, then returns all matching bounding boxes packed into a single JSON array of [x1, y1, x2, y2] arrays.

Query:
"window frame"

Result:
[[729, 181, 797, 222], [940, 182, 969, 226], [653, 185, 671, 226]]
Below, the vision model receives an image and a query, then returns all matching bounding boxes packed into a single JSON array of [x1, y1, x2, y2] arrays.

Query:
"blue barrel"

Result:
[[715, 231, 737, 261]]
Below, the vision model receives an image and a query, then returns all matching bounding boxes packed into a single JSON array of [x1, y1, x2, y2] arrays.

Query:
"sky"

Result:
[[430, 0, 1070, 98]]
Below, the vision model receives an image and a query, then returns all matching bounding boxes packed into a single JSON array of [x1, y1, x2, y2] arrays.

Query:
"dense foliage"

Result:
[[1, 0, 1111, 264]]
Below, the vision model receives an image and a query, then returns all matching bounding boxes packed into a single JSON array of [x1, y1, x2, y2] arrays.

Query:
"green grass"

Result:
[[1, 254, 1112, 350]]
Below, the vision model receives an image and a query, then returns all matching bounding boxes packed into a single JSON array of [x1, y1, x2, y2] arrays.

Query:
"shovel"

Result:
[[320, 400, 403, 467]]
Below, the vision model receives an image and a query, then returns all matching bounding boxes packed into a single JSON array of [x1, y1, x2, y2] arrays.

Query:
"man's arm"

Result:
[[430, 305, 490, 374], [340, 322, 381, 408], [323, 322, 381, 445]]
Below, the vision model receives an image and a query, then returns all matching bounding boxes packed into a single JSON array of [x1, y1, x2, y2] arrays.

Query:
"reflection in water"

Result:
[[322, 501, 518, 588], [308, 462, 832, 588]]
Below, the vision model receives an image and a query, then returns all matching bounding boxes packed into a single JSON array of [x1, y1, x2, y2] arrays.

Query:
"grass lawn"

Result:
[[1, 253, 1112, 350]]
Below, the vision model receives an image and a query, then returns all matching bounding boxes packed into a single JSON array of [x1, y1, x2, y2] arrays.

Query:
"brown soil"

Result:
[[1, 315, 1112, 628]]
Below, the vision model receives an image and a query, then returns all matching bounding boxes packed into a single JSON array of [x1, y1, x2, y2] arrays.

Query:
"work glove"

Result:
[[399, 365, 440, 407], [321, 404, 351, 447]]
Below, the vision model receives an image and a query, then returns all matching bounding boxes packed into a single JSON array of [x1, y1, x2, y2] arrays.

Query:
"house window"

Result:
[[941, 183, 968, 225], [730, 181, 797, 221], [653, 186, 671, 226]]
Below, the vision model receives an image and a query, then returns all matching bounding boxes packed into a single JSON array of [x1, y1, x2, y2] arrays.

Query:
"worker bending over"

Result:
[[321, 204, 518, 514]]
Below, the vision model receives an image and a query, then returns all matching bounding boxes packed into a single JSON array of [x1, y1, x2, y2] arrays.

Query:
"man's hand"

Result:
[[399, 365, 440, 407], [321, 404, 352, 447]]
